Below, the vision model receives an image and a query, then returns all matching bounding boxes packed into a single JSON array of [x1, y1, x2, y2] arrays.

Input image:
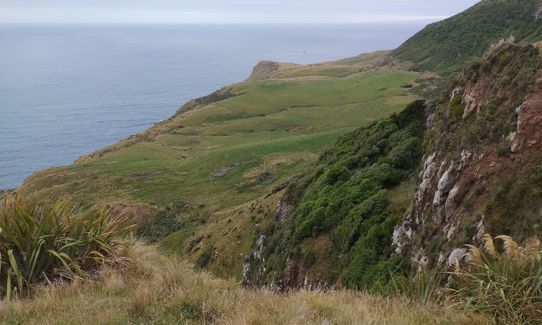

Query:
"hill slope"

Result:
[[17, 52, 425, 278], [243, 40, 542, 291], [15, 0, 542, 296], [243, 101, 426, 290], [394, 0, 542, 73], [395, 41, 542, 270], [0, 243, 488, 325]]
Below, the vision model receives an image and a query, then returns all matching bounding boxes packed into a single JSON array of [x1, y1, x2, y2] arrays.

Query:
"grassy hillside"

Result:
[[20, 53, 419, 210], [394, 0, 542, 73], [244, 100, 425, 290], [8, 5, 542, 323], [17, 52, 425, 277], [0, 242, 489, 325]]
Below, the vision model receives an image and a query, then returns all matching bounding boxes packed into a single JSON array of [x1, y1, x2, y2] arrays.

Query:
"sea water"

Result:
[[0, 23, 428, 188]]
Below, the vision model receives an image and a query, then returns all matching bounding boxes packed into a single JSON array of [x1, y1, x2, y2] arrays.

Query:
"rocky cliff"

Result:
[[394, 41, 542, 270], [243, 41, 542, 291]]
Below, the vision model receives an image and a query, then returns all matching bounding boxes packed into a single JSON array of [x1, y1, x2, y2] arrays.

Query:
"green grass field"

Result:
[[21, 53, 421, 212], [19, 53, 423, 275]]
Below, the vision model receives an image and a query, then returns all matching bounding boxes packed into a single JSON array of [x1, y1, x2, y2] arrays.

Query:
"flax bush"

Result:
[[0, 198, 131, 299]]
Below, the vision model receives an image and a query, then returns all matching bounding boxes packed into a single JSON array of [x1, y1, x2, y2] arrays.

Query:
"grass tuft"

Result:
[[450, 234, 542, 324], [0, 198, 131, 299]]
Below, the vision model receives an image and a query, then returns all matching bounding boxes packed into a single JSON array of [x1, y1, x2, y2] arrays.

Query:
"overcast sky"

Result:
[[0, 0, 480, 24]]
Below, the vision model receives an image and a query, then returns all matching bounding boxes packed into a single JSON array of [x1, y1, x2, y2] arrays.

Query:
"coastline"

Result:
[[0, 188, 14, 196]]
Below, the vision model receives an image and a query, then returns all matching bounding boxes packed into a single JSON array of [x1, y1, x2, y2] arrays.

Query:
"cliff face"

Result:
[[243, 42, 542, 290], [394, 42, 542, 269], [247, 61, 282, 81]]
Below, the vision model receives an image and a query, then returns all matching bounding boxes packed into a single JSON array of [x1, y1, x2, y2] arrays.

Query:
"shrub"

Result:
[[0, 198, 131, 299], [391, 269, 445, 305], [450, 234, 542, 324], [137, 202, 187, 242]]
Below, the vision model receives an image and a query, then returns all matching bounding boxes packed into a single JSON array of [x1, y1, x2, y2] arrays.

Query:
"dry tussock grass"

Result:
[[452, 234, 542, 324], [0, 242, 489, 324]]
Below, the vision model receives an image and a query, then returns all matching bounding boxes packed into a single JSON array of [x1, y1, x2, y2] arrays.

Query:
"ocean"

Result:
[[0, 23, 428, 189]]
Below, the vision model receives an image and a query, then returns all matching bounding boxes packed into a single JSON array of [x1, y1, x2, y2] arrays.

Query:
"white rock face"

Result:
[[416, 153, 437, 204], [463, 93, 478, 118], [412, 248, 429, 270], [242, 262, 251, 280], [446, 223, 458, 241], [460, 150, 472, 169], [437, 253, 446, 266], [444, 184, 461, 221], [433, 163, 456, 207], [253, 235, 266, 260], [473, 216, 485, 241], [450, 87, 463, 101], [448, 248, 467, 267], [510, 103, 525, 153], [507, 132, 520, 153], [392, 221, 413, 254], [274, 200, 290, 223]]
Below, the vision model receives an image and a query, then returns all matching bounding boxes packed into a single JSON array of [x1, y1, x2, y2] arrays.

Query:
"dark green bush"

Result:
[[394, 0, 542, 73]]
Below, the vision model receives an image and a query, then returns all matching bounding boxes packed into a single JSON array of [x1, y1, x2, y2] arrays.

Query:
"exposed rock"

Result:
[[448, 248, 467, 267], [433, 163, 457, 207], [444, 184, 460, 221], [459, 150, 472, 169], [462, 92, 478, 118], [473, 216, 486, 242], [392, 218, 414, 253], [253, 235, 266, 260], [416, 153, 437, 205], [397, 43, 542, 277], [274, 199, 291, 223], [241, 262, 251, 285], [412, 248, 429, 270], [507, 131, 519, 152], [445, 222, 458, 241], [450, 86, 463, 100], [437, 253, 446, 266], [248, 61, 281, 81], [210, 166, 235, 177]]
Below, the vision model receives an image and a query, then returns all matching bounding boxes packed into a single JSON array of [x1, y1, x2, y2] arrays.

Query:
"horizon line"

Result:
[[0, 19, 444, 26]]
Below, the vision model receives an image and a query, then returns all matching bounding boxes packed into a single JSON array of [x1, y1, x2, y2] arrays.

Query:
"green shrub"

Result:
[[391, 269, 445, 305], [0, 198, 131, 299], [252, 100, 425, 289], [394, 0, 542, 73], [194, 246, 214, 270], [137, 202, 189, 242]]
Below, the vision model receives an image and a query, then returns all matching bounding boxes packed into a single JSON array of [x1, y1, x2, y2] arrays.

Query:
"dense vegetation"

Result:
[[451, 235, 542, 324], [9, 2, 542, 323], [0, 198, 130, 299], [246, 100, 426, 291], [18, 53, 421, 279], [394, 0, 542, 73]]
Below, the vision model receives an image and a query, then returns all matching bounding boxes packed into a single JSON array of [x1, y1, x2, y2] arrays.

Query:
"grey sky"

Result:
[[0, 0, 480, 24]]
